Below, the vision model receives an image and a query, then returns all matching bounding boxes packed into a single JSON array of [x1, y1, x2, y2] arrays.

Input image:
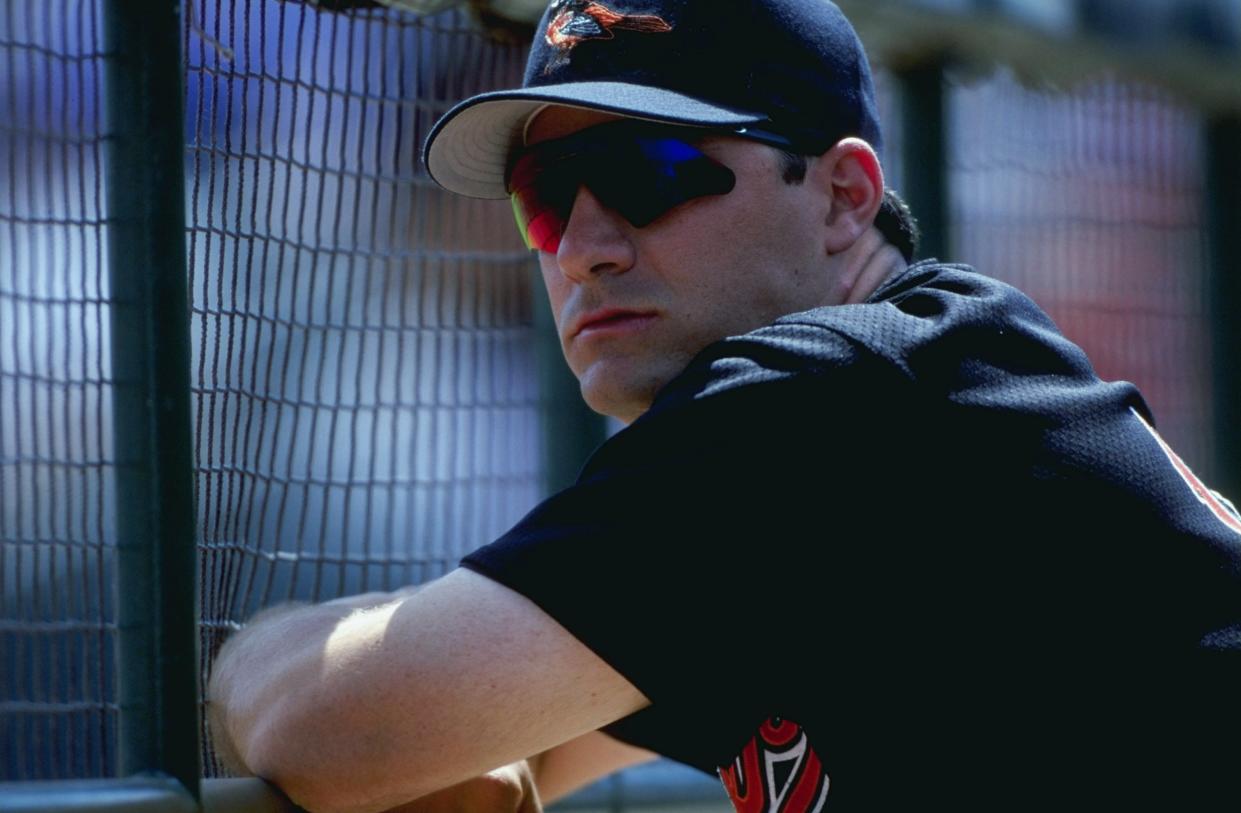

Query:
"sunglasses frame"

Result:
[[505, 120, 796, 254]]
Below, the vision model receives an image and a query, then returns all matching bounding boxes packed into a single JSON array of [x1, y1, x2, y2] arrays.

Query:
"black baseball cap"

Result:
[[424, 0, 884, 199]]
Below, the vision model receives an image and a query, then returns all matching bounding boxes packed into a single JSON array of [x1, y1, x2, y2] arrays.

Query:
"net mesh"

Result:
[[182, 1, 541, 773], [0, 0, 117, 781]]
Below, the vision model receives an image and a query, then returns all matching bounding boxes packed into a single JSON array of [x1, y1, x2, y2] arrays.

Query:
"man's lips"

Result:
[[569, 308, 657, 339]]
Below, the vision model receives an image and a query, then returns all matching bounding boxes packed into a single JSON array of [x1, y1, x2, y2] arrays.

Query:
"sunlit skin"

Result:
[[526, 108, 892, 423]]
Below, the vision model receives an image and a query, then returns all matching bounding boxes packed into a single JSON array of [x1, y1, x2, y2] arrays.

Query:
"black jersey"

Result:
[[462, 261, 1241, 811]]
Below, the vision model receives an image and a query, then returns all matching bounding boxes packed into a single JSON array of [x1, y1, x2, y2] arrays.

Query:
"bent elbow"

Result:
[[245, 698, 428, 813], [243, 707, 349, 813]]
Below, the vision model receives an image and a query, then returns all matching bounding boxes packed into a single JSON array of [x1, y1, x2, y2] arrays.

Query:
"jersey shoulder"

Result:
[[652, 260, 1106, 416]]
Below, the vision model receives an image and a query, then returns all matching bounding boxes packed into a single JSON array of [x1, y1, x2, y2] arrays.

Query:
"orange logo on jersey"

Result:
[[719, 717, 830, 813]]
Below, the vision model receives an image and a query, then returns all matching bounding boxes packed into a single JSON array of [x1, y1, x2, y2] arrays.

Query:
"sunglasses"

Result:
[[506, 121, 739, 254]]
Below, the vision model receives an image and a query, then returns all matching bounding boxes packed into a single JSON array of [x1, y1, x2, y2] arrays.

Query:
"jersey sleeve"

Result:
[[459, 323, 911, 738]]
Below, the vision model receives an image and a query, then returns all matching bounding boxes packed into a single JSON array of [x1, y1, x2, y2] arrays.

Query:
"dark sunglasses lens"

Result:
[[595, 137, 735, 227], [508, 131, 735, 253]]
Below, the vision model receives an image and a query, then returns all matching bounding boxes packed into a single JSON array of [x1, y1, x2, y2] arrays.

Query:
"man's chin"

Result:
[[577, 363, 672, 425], [580, 384, 649, 425]]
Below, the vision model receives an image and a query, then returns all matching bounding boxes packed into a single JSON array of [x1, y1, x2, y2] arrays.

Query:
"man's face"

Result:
[[526, 109, 840, 423]]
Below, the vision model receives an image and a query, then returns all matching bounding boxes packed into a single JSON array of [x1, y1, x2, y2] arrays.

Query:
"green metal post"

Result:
[[896, 61, 951, 263], [532, 267, 608, 496], [1206, 115, 1241, 500], [0, 777, 197, 813], [104, 0, 201, 799], [0, 777, 310, 813]]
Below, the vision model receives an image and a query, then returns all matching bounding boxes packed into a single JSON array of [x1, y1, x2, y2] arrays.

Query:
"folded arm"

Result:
[[207, 569, 651, 813]]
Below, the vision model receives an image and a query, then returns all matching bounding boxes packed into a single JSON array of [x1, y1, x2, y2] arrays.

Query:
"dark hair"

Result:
[[775, 150, 920, 263]]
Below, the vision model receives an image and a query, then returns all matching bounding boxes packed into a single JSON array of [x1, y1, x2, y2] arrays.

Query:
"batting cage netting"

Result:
[[181, 0, 541, 775], [2, 0, 116, 780], [0, 0, 1224, 792]]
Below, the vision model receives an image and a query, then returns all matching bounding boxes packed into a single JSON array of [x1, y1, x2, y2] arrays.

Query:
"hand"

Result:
[[385, 761, 543, 813]]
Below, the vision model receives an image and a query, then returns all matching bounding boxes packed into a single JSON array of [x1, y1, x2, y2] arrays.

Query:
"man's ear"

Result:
[[811, 138, 885, 255]]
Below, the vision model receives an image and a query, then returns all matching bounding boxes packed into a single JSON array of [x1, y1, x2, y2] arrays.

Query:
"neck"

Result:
[[835, 227, 908, 305]]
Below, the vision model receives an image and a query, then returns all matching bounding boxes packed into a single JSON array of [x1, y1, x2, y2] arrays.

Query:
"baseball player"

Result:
[[208, 1, 1241, 811]]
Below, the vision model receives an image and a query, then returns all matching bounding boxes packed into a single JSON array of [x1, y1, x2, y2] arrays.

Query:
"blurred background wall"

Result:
[[2, 0, 1239, 808]]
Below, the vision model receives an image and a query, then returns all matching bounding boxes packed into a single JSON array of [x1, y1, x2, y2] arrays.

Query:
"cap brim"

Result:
[[423, 82, 768, 199]]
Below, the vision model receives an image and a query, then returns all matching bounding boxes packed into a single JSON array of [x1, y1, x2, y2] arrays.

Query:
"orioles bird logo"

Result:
[[544, 0, 672, 70]]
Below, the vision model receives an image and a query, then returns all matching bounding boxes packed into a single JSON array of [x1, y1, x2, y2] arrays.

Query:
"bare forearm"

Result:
[[208, 590, 418, 775], [204, 571, 648, 813], [208, 601, 338, 775]]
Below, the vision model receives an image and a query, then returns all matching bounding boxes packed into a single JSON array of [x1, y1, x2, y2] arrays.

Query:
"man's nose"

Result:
[[554, 186, 636, 283]]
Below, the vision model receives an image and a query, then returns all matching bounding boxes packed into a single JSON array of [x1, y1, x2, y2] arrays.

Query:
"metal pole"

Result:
[[103, 0, 201, 799], [532, 267, 608, 496], [0, 778, 196, 813], [1206, 115, 1241, 500], [0, 777, 307, 813], [896, 60, 951, 263]]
